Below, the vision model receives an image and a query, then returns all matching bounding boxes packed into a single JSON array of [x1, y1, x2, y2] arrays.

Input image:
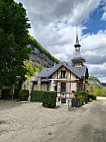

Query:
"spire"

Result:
[[76, 34, 79, 44], [74, 27, 81, 47], [71, 28, 86, 67], [76, 27, 79, 44]]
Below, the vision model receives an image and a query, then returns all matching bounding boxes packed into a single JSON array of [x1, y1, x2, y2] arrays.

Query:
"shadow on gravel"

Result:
[[55, 105, 61, 109], [68, 105, 88, 112], [0, 100, 22, 110]]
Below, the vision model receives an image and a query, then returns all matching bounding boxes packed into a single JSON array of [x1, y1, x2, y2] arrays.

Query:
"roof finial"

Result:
[[76, 27, 79, 44]]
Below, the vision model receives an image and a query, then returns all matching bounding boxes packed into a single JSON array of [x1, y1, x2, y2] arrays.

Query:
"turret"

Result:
[[72, 32, 85, 67]]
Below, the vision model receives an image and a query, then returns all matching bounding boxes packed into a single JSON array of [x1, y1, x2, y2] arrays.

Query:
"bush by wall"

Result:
[[74, 91, 96, 102], [88, 94, 96, 100], [42, 91, 57, 108], [74, 91, 88, 104], [19, 90, 29, 101], [31, 90, 44, 102], [1, 89, 10, 99], [79, 92, 88, 103]]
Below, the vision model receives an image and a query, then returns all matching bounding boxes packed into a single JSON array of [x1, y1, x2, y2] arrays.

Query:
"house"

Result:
[[32, 34, 89, 103]]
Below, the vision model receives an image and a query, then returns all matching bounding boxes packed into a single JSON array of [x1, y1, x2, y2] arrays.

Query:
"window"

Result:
[[61, 82, 66, 93], [61, 71, 66, 78]]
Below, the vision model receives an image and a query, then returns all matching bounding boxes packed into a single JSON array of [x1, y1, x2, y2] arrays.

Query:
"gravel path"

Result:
[[44, 100, 106, 142], [0, 99, 106, 142]]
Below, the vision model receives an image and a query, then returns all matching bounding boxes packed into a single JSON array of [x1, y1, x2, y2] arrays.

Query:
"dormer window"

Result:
[[61, 71, 66, 78]]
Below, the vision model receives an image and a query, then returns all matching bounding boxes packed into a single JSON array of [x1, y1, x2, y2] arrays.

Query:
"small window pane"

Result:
[[61, 71, 66, 78]]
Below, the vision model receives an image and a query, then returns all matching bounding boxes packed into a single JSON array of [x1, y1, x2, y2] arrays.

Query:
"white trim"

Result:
[[50, 78, 79, 81]]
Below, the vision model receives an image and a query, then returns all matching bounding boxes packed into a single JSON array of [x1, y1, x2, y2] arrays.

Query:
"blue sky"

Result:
[[83, 4, 106, 34], [15, 0, 106, 82]]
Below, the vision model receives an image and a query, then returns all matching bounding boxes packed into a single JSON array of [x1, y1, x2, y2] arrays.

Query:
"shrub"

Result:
[[74, 91, 88, 103], [79, 92, 88, 103], [13, 89, 19, 99], [71, 96, 83, 107], [1, 89, 10, 99], [88, 94, 96, 100], [75, 96, 83, 106], [42, 91, 57, 108], [74, 92, 79, 97], [19, 90, 29, 101], [31, 90, 44, 102]]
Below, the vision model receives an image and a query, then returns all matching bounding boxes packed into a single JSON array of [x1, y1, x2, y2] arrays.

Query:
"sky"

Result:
[[15, 0, 106, 83]]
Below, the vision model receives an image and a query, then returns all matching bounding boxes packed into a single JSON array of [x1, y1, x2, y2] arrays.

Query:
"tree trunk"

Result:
[[10, 84, 15, 100]]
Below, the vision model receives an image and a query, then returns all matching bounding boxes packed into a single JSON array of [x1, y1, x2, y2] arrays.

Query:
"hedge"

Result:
[[11, 89, 19, 99], [31, 90, 44, 102], [1, 89, 10, 99], [88, 94, 96, 100], [42, 91, 57, 108], [19, 90, 29, 101]]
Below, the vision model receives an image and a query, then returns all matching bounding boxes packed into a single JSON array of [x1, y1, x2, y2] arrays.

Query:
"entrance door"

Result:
[[61, 82, 66, 94], [61, 83, 66, 103]]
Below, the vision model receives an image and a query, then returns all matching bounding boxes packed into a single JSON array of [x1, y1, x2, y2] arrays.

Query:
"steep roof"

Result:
[[69, 65, 87, 78], [38, 62, 88, 79]]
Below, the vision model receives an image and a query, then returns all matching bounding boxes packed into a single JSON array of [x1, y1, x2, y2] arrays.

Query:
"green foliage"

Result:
[[24, 60, 37, 77], [102, 87, 106, 96], [74, 91, 88, 103], [74, 91, 96, 101], [31, 90, 44, 102], [29, 35, 59, 63], [74, 91, 96, 106], [24, 60, 43, 79], [75, 96, 83, 101], [0, 0, 32, 88], [42, 91, 57, 108], [19, 90, 29, 101], [87, 78, 106, 97], [13, 89, 19, 99], [89, 76, 101, 83], [88, 94, 96, 100], [1, 89, 10, 99], [75, 96, 83, 106], [71, 97, 83, 107]]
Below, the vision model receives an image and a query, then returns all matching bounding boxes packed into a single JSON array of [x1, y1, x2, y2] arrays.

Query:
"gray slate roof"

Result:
[[32, 79, 50, 83], [38, 62, 88, 79], [71, 57, 86, 62]]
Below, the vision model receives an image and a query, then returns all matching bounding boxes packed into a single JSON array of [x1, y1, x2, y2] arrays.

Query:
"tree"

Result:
[[24, 59, 43, 79], [0, 0, 32, 89], [89, 76, 101, 84]]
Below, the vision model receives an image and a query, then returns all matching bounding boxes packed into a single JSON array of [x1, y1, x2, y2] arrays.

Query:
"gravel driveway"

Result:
[[0, 99, 106, 142]]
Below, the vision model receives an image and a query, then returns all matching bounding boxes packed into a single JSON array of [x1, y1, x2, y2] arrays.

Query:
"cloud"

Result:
[[14, 0, 106, 82], [87, 63, 106, 82], [101, 12, 106, 21], [101, 1, 106, 21], [15, 0, 101, 26], [81, 30, 106, 64]]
